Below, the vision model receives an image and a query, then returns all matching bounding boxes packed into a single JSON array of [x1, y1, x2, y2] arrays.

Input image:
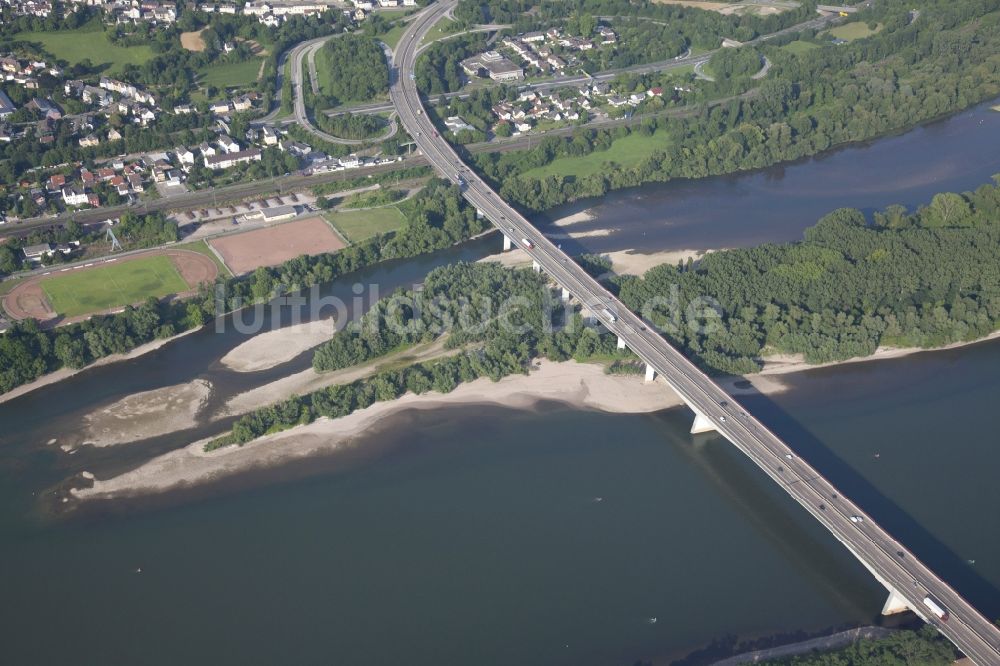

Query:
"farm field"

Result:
[[40, 255, 189, 318], [198, 58, 264, 89], [13, 21, 154, 74], [521, 129, 671, 180], [325, 207, 406, 242]]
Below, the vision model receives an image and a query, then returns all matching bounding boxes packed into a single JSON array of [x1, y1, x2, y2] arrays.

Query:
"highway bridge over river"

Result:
[[391, 2, 1000, 663]]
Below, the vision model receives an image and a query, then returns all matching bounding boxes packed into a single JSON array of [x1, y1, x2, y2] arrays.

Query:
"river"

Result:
[[1, 101, 1000, 665], [541, 98, 1000, 255]]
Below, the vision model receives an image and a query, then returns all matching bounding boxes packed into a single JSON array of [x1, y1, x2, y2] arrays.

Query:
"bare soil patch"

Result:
[[181, 28, 207, 52], [208, 216, 347, 275]]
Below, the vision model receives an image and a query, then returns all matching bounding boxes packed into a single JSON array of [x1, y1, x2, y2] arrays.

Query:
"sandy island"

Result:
[[550, 210, 595, 227], [220, 318, 337, 372], [78, 379, 213, 448]]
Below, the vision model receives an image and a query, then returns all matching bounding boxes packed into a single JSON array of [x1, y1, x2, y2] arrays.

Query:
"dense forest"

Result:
[[615, 177, 1000, 374], [474, 0, 1000, 211], [0, 180, 486, 395], [316, 34, 389, 105]]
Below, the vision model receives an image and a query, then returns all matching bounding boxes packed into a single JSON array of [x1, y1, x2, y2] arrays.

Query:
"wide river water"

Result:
[[1, 100, 1000, 665]]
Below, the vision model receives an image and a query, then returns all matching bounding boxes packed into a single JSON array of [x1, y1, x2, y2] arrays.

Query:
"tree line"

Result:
[[0, 180, 487, 395], [759, 627, 955, 665]]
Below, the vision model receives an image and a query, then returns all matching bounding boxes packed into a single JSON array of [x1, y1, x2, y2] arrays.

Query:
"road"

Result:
[[391, 2, 1000, 663]]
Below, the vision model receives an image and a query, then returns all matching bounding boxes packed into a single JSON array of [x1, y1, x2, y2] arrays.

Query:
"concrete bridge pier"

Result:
[[644, 363, 656, 383], [617, 336, 626, 350], [842, 538, 923, 620], [881, 589, 913, 616], [690, 411, 717, 434], [503, 235, 513, 252]]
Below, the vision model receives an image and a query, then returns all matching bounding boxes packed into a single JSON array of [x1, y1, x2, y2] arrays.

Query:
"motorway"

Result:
[[392, 2, 1000, 663]]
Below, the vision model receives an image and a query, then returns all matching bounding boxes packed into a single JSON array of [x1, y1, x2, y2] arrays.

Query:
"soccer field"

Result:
[[40, 255, 190, 318]]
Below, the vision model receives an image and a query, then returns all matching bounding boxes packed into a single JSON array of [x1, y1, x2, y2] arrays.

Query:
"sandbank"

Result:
[[220, 318, 337, 372], [605, 248, 717, 276], [550, 210, 595, 227], [78, 379, 213, 448]]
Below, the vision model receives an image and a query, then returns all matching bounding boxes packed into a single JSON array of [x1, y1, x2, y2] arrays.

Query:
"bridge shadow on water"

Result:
[[719, 383, 1000, 621]]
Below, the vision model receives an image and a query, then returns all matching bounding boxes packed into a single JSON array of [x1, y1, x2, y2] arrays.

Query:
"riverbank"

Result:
[[0, 326, 201, 406], [755, 328, 1000, 376]]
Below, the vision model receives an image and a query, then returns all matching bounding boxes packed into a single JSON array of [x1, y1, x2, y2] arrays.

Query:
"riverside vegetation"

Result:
[[760, 627, 956, 665], [0, 180, 487, 395], [208, 178, 1000, 447], [471, 0, 1000, 211]]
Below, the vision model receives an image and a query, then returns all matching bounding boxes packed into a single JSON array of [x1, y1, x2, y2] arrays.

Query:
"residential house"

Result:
[[261, 126, 279, 145], [175, 146, 196, 166], [61, 185, 89, 207], [203, 147, 262, 169], [0, 91, 15, 119], [46, 173, 67, 191], [29, 97, 62, 119], [217, 135, 240, 153], [210, 100, 233, 115], [128, 173, 145, 192]]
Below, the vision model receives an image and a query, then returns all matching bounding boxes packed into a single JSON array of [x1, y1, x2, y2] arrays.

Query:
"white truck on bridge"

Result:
[[924, 595, 950, 622]]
